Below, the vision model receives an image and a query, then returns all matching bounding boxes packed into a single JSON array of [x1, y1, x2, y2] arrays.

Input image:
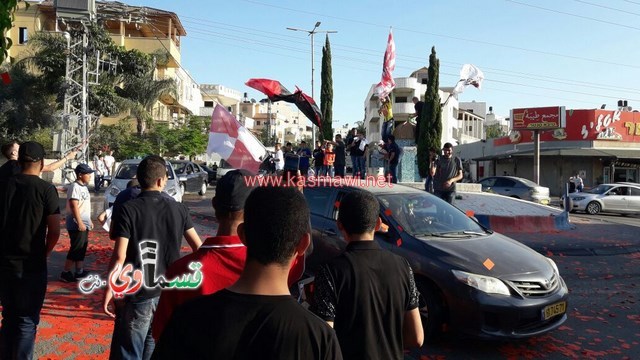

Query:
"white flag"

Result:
[[452, 64, 484, 95]]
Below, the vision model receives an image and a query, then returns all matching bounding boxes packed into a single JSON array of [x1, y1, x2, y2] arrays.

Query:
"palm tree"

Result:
[[115, 70, 176, 135]]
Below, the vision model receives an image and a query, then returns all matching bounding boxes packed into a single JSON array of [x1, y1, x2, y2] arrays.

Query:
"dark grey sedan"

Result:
[[170, 160, 209, 196], [302, 181, 568, 341]]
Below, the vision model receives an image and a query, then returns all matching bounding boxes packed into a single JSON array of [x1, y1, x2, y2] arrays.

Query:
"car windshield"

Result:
[[587, 184, 613, 194], [172, 163, 187, 174], [377, 193, 486, 237], [115, 163, 174, 180]]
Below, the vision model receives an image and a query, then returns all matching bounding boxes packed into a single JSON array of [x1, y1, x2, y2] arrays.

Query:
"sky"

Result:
[[126, 0, 640, 130]]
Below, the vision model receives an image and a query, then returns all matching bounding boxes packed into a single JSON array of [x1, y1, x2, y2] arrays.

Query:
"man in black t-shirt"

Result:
[[103, 155, 202, 359], [430, 142, 464, 204], [0, 142, 61, 359], [386, 135, 402, 183], [153, 186, 342, 360], [312, 190, 423, 359]]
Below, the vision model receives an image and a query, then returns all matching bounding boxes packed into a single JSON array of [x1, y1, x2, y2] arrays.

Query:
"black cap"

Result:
[[214, 169, 255, 212], [75, 163, 95, 174], [18, 141, 45, 162]]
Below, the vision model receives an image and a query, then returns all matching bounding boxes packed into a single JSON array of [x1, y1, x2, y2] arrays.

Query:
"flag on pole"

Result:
[[245, 78, 322, 129], [452, 64, 484, 95], [207, 104, 267, 174], [375, 28, 396, 100]]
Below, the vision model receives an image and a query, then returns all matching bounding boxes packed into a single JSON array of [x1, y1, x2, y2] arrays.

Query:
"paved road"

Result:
[[23, 189, 640, 358]]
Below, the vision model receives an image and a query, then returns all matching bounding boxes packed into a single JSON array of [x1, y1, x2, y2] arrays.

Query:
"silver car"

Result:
[[565, 183, 640, 215], [478, 176, 551, 205], [104, 158, 182, 210]]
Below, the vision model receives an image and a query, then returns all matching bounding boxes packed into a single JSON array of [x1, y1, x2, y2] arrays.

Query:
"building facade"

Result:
[[7, 0, 199, 127], [456, 108, 640, 196]]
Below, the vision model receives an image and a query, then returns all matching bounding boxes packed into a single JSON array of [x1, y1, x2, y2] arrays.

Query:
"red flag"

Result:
[[375, 29, 396, 100], [246, 78, 322, 129], [1, 72, 11, 85], [207, 105, 267, 174]]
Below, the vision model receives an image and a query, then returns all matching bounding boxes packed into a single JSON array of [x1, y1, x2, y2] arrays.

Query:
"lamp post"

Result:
[[286, 21, 336, 145]]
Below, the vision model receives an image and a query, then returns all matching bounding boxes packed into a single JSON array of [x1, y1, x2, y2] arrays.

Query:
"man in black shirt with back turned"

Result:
[[312, 190, 423, 359], [103, 155, 202, 359], [0, 141, 61, 359], [153, 186, 342, 360]]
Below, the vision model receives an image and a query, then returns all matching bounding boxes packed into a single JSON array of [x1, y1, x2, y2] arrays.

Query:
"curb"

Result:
[[474, 211, 574, 233]]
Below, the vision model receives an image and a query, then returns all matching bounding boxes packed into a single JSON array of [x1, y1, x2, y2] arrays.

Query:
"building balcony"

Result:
[[110, 35, 181, 67], [392, 103, 415, 116], [394, 77, 418, 90]]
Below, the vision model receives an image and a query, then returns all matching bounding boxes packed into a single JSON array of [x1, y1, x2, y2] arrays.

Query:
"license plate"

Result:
[[542, 301, 566, 320]]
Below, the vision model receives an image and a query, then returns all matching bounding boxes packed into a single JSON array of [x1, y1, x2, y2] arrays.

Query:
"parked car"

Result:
[[170, 160, 209, 196], [478, 176, 551, 205], [302, 182, 568, 341], [200, 164, 217, 185], [104, 158, 182, 210], [563, 183, 640, 215]]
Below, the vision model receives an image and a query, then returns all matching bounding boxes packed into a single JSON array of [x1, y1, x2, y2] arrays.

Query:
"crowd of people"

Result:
[[0, 135, 469, 359]]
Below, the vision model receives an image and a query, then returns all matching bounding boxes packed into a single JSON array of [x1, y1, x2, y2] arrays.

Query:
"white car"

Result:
[[564, 183, 640, 215], [104, 158, 182, 210]]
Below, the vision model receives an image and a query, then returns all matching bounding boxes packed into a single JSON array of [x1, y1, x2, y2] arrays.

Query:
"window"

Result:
[[395, 96, 408, 103], [204, 101, 214, 107], [19, 27, 28, 44], [421, 78, 428, 84], [629, 187, 640, 196], [468, 125, 473, 131], [256, 121, 261, 125]]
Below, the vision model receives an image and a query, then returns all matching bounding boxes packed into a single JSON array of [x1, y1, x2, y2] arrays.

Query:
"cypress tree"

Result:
[[417, 46, 442, 178], [320, 35, 333, 141]]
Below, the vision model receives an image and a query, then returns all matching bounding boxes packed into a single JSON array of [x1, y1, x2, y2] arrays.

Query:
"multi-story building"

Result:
[[199, 84, 243, 118], [7, 0, 200, 127], [237, 98, 312, 143], [363, 67, 460, 145]]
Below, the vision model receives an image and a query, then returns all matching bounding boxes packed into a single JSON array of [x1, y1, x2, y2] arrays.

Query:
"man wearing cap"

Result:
[[60, 163, 95, 282], [151, 169, 254, 340], [0, 140, 79, 180], [430, 142, 463, 204], [0, 141, 61, 359]]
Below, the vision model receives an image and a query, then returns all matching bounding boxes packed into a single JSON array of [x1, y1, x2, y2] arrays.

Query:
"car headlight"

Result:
[[109, 187, 121, 197], [452, 269, 511, 295], [572, 196, 585, 201]]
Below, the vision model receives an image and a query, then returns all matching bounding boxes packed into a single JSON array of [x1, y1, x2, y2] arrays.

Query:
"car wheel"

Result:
[[416, 280, 445, 342], [586, 201, 601, 215], [198, 181, 207, 196], [180, 183, 185, 195]]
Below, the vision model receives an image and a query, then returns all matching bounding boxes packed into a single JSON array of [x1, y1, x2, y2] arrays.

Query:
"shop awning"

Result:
[[472, 148, 640, 161]]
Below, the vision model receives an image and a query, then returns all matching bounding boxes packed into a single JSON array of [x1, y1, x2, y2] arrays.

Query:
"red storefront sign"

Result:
[[511, 106, 566, 130], [495, 109, 640, 146]]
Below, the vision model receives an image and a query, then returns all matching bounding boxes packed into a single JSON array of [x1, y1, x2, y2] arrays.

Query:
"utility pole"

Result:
[[286, 22, 336, 145]]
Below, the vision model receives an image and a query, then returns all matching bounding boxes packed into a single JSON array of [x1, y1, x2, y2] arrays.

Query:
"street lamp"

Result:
[[286, 21, 337, 145]]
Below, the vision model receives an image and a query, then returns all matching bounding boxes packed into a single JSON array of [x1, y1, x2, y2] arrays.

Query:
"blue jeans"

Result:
[[350, 155, 358, 176], [355, 156, 366, 179], [110, 297, 159, 360], [388, 163, 398, 183], [382, 120, 394, 143], [425, 176, 433, 193], [0, 270, 47, 360]]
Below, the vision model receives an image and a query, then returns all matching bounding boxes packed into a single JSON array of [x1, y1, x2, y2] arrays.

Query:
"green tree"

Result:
[[485, 123, 505, 139], [175, 116, 209, 158], [0, 0, 23, 64], [114, 69, 176, 135], [417, 47, 442, 178], [0, 63, 57, 143], [320, 35, 333, 141], [259, 127, 277, 147]]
